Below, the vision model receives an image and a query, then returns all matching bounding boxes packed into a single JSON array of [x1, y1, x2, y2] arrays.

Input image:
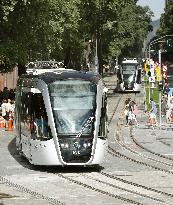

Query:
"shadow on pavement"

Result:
[[8, 137, 104, 174]]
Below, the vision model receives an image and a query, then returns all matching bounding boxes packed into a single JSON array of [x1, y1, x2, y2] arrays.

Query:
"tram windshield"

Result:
[[122, 64, 137, 82], [49, 80, 96, 135]]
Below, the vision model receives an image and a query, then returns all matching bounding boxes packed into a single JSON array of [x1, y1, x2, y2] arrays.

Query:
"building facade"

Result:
[[0, 67, 18, 91]]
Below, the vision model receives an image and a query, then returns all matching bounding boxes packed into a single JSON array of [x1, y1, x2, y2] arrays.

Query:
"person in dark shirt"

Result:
[[9, 89, 15, 101], [163, 83, 170, 96], [2, 87, 9, 100], [0, 90, 3, 106]]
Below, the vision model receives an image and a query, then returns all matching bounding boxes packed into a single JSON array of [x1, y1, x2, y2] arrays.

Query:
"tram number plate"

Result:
[[72, 150, 81, 155]]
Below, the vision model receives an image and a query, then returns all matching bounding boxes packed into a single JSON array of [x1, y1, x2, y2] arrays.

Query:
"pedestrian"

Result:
[[163, 82, 170, 96], [9, 89, 15, 101], [129, 100, 135, 111], [150, 98, 157, 114], [169, 98, 173, 109], [124, 98, 131, 107], [166, 108, 171, 123], [161, 95, 167, 116], [2, 87, 9, 101], [132, 102, 139, 126], [0, 90, 3, 106], [6, 99, 12, 113], [10, 100, 15, 118], [128, 107, 138, 126], [1, 99, 8, 127], [124, 105, 129, 126], [132, 102, 138, 116], [170, 109, 173, 123], [149, 98, 158, 127], [144, 101, 147, 113]]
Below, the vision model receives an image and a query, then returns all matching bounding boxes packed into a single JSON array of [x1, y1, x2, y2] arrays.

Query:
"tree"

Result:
[[157, 3, 173, 36], [0, 0, 154, 74]]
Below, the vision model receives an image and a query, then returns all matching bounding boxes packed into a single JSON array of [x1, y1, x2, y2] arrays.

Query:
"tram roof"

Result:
[[18, 69, 102, 86], [121, 58, 139, 64]]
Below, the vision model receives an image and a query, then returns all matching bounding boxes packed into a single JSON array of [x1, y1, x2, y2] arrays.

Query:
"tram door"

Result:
[[20, 89, 33, 158], [15, 87, 22, 152], [19, 87, 49, 158]]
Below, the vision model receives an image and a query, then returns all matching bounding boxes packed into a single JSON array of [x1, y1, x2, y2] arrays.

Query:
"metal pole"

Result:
[[95, 38, 98, 73], [148, 44, 151, 62], [148, 44, 151, 105], [159, 92, 162, 128], [159, 49, 161, 66], [149, 82, 150, 104], [5, 73, 7, 87]]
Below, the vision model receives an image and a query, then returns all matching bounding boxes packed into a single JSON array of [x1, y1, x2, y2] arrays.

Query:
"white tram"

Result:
[[117, 58, 141, 92], [15, 62, 108, 166]]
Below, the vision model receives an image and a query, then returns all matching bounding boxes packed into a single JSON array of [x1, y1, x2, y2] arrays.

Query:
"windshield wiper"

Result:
[[76, 116, 94, 138]]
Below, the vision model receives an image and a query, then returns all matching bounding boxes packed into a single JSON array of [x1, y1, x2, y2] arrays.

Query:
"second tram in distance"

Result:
[[14, 62, 108, 166], [116, 58, 142, 92]]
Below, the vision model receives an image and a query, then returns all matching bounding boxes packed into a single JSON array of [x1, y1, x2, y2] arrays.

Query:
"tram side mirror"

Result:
[[103, 87, 108, 93]]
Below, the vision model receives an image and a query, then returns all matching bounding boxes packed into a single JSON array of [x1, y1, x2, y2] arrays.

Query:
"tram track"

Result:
[[48, 80, 173, 205], [46, 89, 173, 205], [50, 90, 173, 205], [107, 138, 173, 204], [82, 172, 172, 205], [110, 92, 173, 173], [131, 129, 173, 162], [130, 128, 173, 166], [114, 129, 173, 172], [105, 91, 173, 204], [1, 76, 173, 205], [0, 76, 120, 205], [107, 91, 173, 174], [55, 172, 145, 205], [0, 175, 64, 205]]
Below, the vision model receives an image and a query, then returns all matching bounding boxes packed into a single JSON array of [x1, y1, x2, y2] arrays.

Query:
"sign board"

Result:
[[151, 82, 155, 89], [149, 76, 155, 83], [162, 65, 167, 72]]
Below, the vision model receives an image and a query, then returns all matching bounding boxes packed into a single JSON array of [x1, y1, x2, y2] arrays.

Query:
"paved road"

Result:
[[1, 74, 173, 205]]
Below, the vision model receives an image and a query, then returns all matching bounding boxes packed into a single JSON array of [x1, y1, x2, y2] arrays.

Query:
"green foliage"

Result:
[[0, 0, 153, 73], [158, 3, 173, 36]]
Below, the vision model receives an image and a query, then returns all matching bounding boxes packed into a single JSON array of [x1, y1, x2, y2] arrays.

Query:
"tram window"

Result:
[[49, 80, 96, 134], [20, 91, 32, 137], [31, 93, 52, 140], [20, 90, 52, 140], [122, 65, 137, 75], [122, 65, 136, 71]]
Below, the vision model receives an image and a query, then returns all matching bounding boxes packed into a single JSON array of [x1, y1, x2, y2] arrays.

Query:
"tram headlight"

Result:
[[59, 138, 92, 151], [60, 143, 69, 149], [65, 143, 69, 148], [82, 141, 92, 149]]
